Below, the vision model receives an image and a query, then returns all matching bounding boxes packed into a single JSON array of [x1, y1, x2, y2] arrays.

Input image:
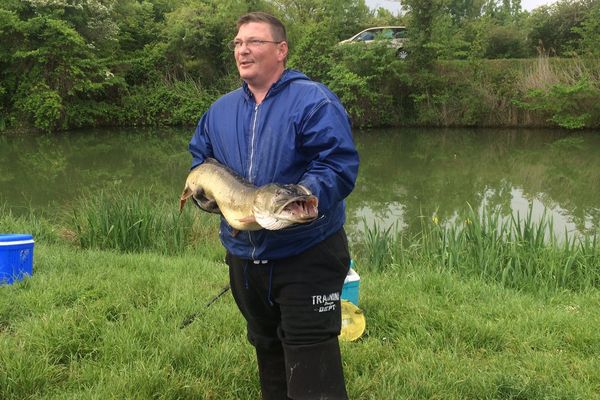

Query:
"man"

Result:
[[188, 11, 359, 400]]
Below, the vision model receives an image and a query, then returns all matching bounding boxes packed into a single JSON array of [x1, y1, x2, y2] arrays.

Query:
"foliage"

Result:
[[483, 23, 528, 58], [573, 0, 600, 57], [159, 1, 247, 84], [516, 77, 600, 129], [526, 0, 596, 56], [358, 202, 600, 292], [119, 79, 218, 126], [14, 83, 62, 132], [2, 0, 600, 132], [0, 204, 59, 244], [274, 0, 371, 42], [514, 55, 600, 129], [328, 43, 408, 127], [287, 23, 336, 82], [403, 0, 444, 71]]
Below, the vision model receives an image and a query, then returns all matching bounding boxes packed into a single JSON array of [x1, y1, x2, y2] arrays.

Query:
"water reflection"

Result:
[[346, 128, 600, 237], [1, 127, 599, 238]]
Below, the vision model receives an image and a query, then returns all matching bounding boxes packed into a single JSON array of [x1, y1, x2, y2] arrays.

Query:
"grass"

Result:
[[69, 190, 219, 256], [1, 197, 600, 398], [357, 204, 600, 293], [2, 244, 599, 399], [0, 244, 255, 399]]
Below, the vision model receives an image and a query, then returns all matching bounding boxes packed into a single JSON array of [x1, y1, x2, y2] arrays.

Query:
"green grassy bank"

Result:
[[2, 243, 600, 399], [1, 197, 600, 399]]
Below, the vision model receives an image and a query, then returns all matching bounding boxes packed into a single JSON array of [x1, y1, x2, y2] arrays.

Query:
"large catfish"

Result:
[[179, 158, 318, 232]]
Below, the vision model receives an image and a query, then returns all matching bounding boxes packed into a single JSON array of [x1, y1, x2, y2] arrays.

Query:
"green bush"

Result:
[[14, 83, 62, 132], [328, 43, 408, 127], [573, 1, 600, 57], [288, 24, 336, 82], [515, 77, 600, 129], [484, 24, 528, 59], [119, 81, 217, 127]]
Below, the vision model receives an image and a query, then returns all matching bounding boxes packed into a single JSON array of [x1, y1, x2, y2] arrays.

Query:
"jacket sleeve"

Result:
[[188, 112, 213, 170], [298, 100, 359, 213]]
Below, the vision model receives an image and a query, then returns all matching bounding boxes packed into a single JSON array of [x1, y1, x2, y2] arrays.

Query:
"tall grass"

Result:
[[0, 203, 59, 243], [12, 192, 599, 292], [358, 203, 600, 292], [69, 190, 220, 255]]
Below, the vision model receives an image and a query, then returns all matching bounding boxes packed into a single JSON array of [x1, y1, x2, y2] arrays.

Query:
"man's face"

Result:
[[234, 22, 287, 90]]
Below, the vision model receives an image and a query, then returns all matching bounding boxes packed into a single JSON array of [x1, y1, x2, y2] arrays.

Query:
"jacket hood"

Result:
[[242, 69, 310, 100]]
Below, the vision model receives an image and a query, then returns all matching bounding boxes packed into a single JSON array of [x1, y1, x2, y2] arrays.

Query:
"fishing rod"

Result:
[[179, 284, 231, 329]]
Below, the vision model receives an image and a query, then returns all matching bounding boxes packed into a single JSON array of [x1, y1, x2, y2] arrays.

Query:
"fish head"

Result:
[[252, 184, 319, 230]]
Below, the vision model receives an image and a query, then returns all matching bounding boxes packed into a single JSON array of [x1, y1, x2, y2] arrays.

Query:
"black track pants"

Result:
[[227, 229, 351, 348], [226, 229, 350, 399]]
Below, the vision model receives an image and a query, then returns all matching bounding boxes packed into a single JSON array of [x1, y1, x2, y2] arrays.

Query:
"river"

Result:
[[1, 127, 599, 238]]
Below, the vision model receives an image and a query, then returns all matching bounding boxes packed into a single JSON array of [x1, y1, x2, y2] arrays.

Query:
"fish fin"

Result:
[[237, 215, 256, 223], [179, 187, 193, 212]]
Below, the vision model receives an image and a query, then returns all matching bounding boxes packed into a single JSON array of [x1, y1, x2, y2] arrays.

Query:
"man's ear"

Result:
[[278, 41, 288, 62]]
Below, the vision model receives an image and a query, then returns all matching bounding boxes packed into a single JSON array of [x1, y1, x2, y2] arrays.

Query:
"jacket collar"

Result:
[[241, 69, 309, 102]]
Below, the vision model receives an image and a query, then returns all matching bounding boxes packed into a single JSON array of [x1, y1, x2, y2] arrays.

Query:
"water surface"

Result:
[[1, 127, 599, 238]]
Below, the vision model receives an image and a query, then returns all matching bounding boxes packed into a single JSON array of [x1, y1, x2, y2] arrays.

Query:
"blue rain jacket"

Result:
[[188, 69, 359, 260]]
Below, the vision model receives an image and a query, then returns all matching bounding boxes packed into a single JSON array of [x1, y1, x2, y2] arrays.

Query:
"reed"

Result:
[[361, 203, 600, 292], [359, 219, 395, 271], [69, 190, 219, 255]]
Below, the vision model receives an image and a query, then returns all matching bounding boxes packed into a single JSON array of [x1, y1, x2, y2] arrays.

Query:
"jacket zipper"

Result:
[[248, 103, 260, 260], [248, 104, 260, 184]]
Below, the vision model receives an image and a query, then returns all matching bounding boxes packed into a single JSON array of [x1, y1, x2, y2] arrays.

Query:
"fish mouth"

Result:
[[276, 195, 319, 222]]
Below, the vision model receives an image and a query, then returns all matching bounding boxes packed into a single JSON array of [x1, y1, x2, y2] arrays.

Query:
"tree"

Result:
[[403, 0, 445, 70], [572, 0, 600, 57], [527, 0, 596, 56], [8, 16, 112, 130]]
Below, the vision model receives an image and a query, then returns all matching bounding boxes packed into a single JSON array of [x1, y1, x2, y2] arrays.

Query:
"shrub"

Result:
[[14, 83, 62, 132], [514, 55, 600, 129]]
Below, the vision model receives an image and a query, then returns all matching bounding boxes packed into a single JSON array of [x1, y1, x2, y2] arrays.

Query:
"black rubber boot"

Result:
[[284, 337, 348, 400], [256, 345, 291, 400]]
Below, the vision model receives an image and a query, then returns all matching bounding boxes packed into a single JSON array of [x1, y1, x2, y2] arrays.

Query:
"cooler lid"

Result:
[[339, 300, 366, 342], [0, 234, 34, 245], [344, 267, 360, 283]]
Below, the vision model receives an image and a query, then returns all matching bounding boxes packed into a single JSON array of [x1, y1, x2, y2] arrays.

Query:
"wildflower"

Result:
[[432, 215, 439, 225]]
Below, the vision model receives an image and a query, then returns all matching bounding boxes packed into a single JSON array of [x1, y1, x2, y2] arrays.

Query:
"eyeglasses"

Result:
[[227, 39, 283, 51]]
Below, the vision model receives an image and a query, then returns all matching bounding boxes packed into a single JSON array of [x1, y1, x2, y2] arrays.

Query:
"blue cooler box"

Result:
[[341, 260, 360, 306], [0, 234, 34, 284]]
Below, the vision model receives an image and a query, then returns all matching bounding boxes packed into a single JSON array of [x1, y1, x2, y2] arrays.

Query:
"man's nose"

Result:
[[238, 43, 251, 53]]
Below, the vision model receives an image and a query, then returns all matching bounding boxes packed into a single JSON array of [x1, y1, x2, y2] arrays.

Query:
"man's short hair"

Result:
[[237, 12, 287, 42]]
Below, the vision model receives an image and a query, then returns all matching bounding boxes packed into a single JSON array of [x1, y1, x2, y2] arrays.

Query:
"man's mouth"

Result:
[[239, 60, 254, 67]]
